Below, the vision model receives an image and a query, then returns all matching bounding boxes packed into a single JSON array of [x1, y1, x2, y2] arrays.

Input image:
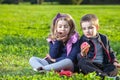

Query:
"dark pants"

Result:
[[78, 58, 118, 77]]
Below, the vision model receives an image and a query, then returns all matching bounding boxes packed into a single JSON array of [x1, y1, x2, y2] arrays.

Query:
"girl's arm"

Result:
[[52, 40, 80, 62], [46, 54, 65, 62], [67, 40, 80, 62], [49, 40, 62, 58]]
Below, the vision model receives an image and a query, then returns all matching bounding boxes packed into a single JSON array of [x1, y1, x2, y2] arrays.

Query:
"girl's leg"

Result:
[[29, 56, 49, 69], [43, 58, 74, 72]]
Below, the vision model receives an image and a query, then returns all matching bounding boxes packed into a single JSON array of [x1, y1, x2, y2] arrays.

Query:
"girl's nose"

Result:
[[61, 26, 65, 30]]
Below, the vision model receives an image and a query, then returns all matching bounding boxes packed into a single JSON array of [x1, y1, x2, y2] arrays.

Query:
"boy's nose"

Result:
[[86, 29, 90, 32]]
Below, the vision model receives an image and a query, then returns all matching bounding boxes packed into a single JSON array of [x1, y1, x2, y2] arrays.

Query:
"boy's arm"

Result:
[[110, 47, 120, 68], [107, 38, 120, 67], [108, 40, 118, 62], [113, 62, 120, 68]]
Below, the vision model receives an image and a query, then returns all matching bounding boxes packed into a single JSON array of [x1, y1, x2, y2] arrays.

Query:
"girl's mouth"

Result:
[[59, 32, 63, 34]]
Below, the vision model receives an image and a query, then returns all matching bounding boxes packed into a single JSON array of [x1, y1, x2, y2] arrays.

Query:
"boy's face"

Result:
[[56, 19, 70, 37], [81, 21, 97, 38]]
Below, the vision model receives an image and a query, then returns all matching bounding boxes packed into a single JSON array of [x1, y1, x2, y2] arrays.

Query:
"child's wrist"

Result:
[[114, 59, 119, 63], [51, 59, 56, 62], [81, 52, 85, 57]]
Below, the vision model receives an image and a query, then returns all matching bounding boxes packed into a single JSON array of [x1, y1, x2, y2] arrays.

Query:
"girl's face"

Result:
[[56, 19, 70, 36], [81, 21, 97, 38]]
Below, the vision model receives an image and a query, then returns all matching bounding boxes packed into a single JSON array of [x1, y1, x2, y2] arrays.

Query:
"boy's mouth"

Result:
[[86, 34, 91, 36]]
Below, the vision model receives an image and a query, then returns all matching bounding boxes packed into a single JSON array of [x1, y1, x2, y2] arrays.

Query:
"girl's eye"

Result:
[[58, 25, 69, 28], [64, 25, 69, 28], [58, 25, 62, 28], [82, 27, 86, 30]]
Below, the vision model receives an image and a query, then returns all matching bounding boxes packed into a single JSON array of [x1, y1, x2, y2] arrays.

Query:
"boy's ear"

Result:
[[96, 25, 99, 30]]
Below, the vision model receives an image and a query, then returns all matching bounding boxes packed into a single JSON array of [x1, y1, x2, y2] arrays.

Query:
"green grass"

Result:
[[0, 5, 120, 79]]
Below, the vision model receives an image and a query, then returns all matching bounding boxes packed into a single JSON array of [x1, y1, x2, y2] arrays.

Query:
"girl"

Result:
[[29, 13, 80, 72]]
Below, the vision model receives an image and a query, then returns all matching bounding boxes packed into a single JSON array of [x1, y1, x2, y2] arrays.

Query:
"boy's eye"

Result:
[[82, 26, 94, 30], [88, 26, 94, 29]]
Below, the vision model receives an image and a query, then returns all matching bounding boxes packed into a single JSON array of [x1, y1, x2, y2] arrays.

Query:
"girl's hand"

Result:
[[113, 62, 120, 68], [56, 32, 68, 42], [46, 54, 56, 62], [50, 58, 56, 62], [46, 54, 51, 59]]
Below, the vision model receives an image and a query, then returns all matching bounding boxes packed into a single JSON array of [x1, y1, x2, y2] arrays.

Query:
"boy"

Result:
[[77, 14, 120, 78]]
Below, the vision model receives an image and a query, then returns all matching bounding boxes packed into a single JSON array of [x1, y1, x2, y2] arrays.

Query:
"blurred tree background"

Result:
[[0, 0, 120, 4]]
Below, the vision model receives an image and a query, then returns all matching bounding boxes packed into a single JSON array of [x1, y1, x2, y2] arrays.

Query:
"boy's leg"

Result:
[[29, 56, 49, 69], [78, 58, 107, 76], [43, 58, 74, 72], [103, 64, 118, 77]]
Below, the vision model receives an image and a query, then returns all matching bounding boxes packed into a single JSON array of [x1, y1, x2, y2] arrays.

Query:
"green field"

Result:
[[0, 5, 120, 79]]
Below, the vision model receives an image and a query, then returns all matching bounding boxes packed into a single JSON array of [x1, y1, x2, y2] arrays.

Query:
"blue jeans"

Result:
[[29, 56, 74, 72]]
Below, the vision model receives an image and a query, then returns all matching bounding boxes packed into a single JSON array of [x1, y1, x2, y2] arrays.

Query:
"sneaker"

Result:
[[37, 67, 46, 73], [33, 67, 46, 73], [33, 68, 38, 72]]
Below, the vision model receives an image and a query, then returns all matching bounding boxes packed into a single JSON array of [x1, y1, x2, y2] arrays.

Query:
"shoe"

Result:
[[37, 67, 46, 73], [33, 68, 38, 72], [107, 76, 120, 80], [97, 72, 108, 77], [33, 67, 46, 73], [116, 76, 120, 80], [96, 72, 108, 80]]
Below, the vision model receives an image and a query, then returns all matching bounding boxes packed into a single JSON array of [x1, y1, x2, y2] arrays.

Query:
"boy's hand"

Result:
[[113, 62, 120, 68], [81, 42, 90, 56]]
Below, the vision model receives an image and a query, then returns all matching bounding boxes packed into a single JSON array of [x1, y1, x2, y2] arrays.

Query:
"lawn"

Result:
[[0, 5, 120, 79]]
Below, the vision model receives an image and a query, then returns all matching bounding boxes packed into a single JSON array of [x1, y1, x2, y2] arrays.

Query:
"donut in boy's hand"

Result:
[[81, 42, 90, 56]]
